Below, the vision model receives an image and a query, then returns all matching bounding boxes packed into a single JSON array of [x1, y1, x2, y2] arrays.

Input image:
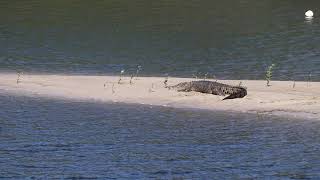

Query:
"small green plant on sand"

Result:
[[118, 69, 125, 84], [135, 65, 142, 79], [265, 63, 275, 86]]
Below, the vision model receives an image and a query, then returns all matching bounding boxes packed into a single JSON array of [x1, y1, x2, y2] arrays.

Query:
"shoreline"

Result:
[[0, 73, 319, 120]]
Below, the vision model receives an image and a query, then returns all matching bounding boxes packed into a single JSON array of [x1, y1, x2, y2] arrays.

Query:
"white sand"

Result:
[[0, 73, 319, 120]]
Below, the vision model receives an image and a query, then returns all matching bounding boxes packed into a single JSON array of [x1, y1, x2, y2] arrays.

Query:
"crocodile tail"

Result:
[[222, 87, 247, 100]]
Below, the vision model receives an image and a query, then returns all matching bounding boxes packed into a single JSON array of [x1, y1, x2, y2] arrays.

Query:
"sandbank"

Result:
[[0, 73, 319, 120]]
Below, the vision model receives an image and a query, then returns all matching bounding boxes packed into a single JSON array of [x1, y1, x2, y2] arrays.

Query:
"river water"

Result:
[[1, 92, 320, 179], [1, 1, 320, 179], [1, 0, 320, 80]]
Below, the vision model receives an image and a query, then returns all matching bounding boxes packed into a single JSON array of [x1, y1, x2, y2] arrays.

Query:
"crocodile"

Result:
[[167, 80, 247, 100]]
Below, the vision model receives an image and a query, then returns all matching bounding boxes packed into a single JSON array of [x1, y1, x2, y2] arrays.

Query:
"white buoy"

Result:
[[305, 10, 314, 18]]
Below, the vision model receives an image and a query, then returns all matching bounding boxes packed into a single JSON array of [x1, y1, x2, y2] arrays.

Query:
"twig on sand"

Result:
[[164, 79, 168, 87], [149, 83, 155, 93], [16, 71, 22, 84], [112, 83, 115, 94], [164, 74, 169, 88], [292, 81, 296, 89], [130, 74, 134, 85]]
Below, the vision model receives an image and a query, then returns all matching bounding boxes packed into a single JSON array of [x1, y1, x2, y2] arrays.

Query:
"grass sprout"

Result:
[[266, 63, 275, 86]]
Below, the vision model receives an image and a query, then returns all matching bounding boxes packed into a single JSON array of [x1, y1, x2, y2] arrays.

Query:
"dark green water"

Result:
[[1, 0, 320, 80], [1, 92, 320, 179]]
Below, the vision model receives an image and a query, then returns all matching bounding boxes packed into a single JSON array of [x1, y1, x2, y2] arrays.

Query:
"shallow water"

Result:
[[1, 0, 320, 80], [1, 92, 320, 179]]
